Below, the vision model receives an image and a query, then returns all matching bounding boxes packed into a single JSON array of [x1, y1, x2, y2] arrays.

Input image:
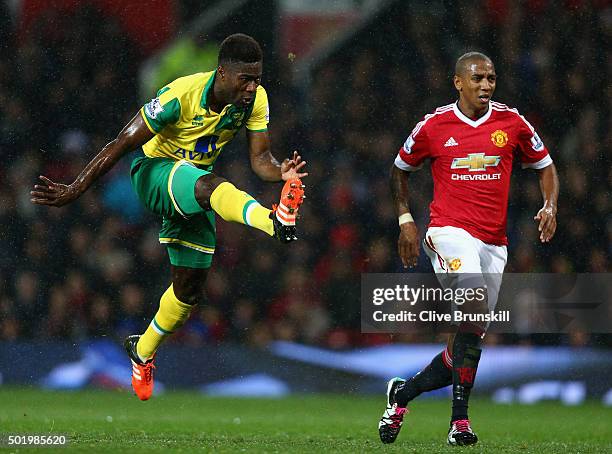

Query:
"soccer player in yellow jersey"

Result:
[[30, 34, 306, 401]]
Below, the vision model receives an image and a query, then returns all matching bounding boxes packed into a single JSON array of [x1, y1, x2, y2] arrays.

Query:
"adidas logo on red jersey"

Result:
[[444, 137, 459, 147]]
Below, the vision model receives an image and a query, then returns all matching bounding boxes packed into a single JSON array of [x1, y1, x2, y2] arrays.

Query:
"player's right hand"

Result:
[[280, 150, 308, 181], [30, 176, 80, 207], [534, 202, 557, 243], [398, 222, 420, 268]]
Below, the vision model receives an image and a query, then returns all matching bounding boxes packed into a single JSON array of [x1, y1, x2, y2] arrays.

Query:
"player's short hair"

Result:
[[218, 33, 262, 65], [455, 52, 493, 76]]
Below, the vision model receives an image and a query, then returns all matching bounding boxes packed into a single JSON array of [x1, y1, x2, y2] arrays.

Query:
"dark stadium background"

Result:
[[0, 0, 610, 401]]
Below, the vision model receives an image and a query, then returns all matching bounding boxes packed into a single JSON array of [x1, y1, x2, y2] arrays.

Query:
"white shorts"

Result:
[[423, 226, 507, 311]]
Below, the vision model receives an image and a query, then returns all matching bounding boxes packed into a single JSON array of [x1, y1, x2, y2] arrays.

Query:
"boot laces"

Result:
[[142, 362, 155, 384], [454, 419, 471, 432]]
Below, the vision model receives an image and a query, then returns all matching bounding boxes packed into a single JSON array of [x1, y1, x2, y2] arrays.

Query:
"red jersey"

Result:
[[395, 101, 552, 246]]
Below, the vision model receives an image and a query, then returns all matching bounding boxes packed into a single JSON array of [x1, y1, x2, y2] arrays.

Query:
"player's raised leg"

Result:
[[125, 266, 207, 401], [197, 173, 305, 242], [157, 158, 304, 241]]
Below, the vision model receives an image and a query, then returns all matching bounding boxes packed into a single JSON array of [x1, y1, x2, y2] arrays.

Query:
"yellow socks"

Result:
[[210, 182, 274, 236], [136, 285, 193, 362]]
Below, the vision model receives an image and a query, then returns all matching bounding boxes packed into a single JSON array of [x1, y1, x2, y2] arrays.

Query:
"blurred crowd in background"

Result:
[[0, 1, 609, 348]]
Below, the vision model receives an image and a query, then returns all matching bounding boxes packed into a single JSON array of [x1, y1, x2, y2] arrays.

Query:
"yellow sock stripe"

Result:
[[159, 237, 215, 254], [167, 160, 188, 218], [242, 199, 257, 225], [151, 317, 173, 335], [209, 181, 274, 236]]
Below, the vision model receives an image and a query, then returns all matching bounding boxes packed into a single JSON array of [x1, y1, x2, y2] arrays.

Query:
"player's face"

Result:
[[219, 62, 262, 108], [455, 60, 496, 111]]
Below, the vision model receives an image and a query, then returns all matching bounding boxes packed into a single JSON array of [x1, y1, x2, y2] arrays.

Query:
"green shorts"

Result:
[[130, 153, 216, 268]]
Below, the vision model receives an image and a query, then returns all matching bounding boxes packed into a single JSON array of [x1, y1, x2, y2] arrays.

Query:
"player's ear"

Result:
[[453, 75, 462, 92], [217, 65, 225, 79]]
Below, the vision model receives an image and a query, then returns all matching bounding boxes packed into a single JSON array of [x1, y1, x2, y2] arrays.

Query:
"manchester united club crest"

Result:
[[449, 258, 462, 271], [491, 130, 508, 148]]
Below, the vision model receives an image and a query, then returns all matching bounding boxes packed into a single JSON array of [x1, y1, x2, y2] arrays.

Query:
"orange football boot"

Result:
[[271, 178, 305, 242], [124, 335, 155, 401]]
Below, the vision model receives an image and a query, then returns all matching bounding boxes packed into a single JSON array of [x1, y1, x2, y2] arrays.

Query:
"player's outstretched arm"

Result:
[[390, 165, 420, 268], [534, 163, 559, 243], [31, 113, 154, 207], [247, 130, 308, 182]]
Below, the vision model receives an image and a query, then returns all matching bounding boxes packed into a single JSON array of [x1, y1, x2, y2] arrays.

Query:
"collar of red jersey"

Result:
[[452, 101, 492, 128]]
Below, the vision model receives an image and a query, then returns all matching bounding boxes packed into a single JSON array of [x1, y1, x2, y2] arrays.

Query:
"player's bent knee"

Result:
[[172, 282, 204, 306], [171, 267, 208, 305], [195, 173, 227, 210]]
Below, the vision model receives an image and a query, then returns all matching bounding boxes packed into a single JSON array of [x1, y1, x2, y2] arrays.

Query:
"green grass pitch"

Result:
[[0, 387, 610, 453]]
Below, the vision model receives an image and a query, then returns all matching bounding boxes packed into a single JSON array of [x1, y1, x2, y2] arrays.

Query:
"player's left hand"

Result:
[[281, 151, 308, 181], [534, 203, 557, 242], [30, 175, 80, 207]]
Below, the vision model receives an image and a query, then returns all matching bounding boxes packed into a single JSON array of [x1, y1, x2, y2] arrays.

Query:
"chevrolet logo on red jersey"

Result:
[[451, 153, 501, 171]]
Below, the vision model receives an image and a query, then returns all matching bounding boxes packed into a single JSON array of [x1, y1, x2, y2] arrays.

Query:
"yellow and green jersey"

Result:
[[140, 70, 269, 167]]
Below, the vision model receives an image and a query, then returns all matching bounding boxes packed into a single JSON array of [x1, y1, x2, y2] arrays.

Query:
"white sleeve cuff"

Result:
[[394, 155, 422, 172], [522, 154, 553, 170]]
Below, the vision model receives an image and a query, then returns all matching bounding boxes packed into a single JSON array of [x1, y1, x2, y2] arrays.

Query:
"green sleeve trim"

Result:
[[246, 128, 268, 133], [143, 97, 181, 132], [140, 108, 157, 133], [157, 86, 171, 96]]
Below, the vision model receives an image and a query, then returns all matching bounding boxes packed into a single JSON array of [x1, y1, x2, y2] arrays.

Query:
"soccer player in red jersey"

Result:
[[378, 52, 559, 446]]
